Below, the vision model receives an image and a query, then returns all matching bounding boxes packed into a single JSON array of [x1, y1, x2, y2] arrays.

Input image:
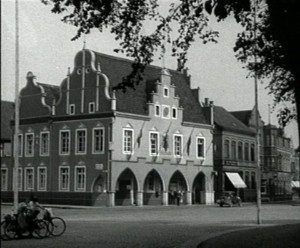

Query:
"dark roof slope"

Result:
[[1, 101, 14, 141], [230, 110, 252, 126], [37, 83, 60, 106], [94, 52, 208, 124], [214, 106, 255, 135]]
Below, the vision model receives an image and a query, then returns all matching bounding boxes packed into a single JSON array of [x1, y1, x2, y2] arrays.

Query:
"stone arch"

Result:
[[168, 170, 188, 205], [115, 168, 138, 206], [192, 172, 206, 204], [91, 175, 107, 206], [143, 169, 165, 205]]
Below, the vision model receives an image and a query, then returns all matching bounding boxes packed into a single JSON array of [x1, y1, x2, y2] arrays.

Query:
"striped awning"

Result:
[[291, 181, 300, 188], [225, 172, 247, 188]]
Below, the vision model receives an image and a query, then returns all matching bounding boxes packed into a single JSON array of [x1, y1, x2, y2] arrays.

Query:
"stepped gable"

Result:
[[230, 110, 252, 126], [94, 52, 209, 125], [1, 100, 14, 141], [214, 106, 255, 135], [37, 83, 60, 107]]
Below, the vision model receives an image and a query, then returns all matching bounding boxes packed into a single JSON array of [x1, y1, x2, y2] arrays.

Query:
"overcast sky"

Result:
[[1, 0, 298, 147]]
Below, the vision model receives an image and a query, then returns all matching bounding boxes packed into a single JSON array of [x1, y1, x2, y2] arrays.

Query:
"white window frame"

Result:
[[89, 102, 95, 113], [18, 134, 23, 157], [162, 105, 170, 119], [149, 131, 159, 156], [92, 127, 105, 154], [75, 128, 87, 155], [1, 168, 8, 191], [173, 134, 183, 157], [155, 104, 161, 117], [37, 167, 47, 191], [74, 166, 86, 192], [172, 107, 177, 119], [25, 133, 34, 157], [69, 104, 75, 115], [40, 131, 50, 156], [196, 137, 205, 159], [59, 166, 70, 192], [18, 168, 23, 191], [59, 130, 71, 155], [24, 167, 34, 191], [123, 128, 134, 155], [163, 87, 169, 97]]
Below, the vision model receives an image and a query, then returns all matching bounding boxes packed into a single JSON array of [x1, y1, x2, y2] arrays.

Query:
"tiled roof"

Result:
[[1, 100, 14, 141], [230, 110, 252, 126], [37, 83, 60, 106], [214, 106, 255, 135], [94, 52, 209, 125]]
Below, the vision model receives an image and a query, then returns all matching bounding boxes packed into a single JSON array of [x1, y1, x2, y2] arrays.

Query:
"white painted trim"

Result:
[[37, 167, 47, 191], [123, 128, 134, 155], [173, 134, 183, 158], [69, 104, 75, 115], [74, 165, 86, 192], [196, 137, 206, 159], [39, 131, 50, 156], [59, 166, 70, 192], [24, 133, 34, 157], [92, 127, 105, 154], [18, 168, 23, 191], [149, 131, 160, 156], [75, 128, 87, 155], [154, 104, 161, 117], [89, 102, 95, 113], [18, 134, 23, 157], [24, 167, 34, 191], [59, 130, 71, 155], [172, 107, 178, 119], [1, 168, 8, 191]]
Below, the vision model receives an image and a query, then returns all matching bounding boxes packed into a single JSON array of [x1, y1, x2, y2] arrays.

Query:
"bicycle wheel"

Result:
[[32, 219, 48, 239], [1, 220, 9, 240], [4, 221, 17, 239], [48, 217, 66, 236]]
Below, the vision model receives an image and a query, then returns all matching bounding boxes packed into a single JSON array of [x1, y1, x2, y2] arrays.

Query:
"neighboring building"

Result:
[[1, 101, 14, 193], [2, 48, 215, 206], [205, 103, 258, 202], [291, 148, 300, 199]]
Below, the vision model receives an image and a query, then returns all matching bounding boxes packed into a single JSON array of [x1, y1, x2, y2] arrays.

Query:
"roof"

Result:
[[214, 106, 255, 135], [230, 110, 252, 126], [94, 52, 209, 125], [1, 100, 14, 141], [37, 83, 60, 106]]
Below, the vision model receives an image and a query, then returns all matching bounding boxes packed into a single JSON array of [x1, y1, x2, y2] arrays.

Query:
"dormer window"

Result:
[[69, 104, 75, 115], [163, 87, 169, 97], [89, 102, 95, 113], [155, 105, 161, 117]]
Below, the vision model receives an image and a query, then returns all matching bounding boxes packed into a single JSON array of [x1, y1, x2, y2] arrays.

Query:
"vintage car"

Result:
[[216, 191, 242, 207]]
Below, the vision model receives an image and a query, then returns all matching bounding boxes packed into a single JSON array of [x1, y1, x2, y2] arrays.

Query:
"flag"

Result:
[[137, 128, 143, 148], [163, 134, 169, 151], [186, 135, 192, 156]]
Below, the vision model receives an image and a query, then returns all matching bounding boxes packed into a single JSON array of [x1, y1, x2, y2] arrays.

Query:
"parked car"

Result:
[[217, 191, 242, 207]]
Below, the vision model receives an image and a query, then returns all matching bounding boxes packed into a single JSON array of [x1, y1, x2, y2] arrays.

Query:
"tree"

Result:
[[42, 0, 299, 136]]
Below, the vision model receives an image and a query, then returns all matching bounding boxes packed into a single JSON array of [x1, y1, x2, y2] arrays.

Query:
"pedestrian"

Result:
[[176, 190, 182, 206]]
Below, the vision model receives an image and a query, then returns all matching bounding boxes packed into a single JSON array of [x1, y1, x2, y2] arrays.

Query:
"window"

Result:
[[59, 166, 70, 191], [25, 167, 34, 191], [250, 144, 255, 162], [155, 105, 160, 117], [76, 129, 87, 154], [231, 141, 236, 160], [40, 132, 50, 156], [224, 140, 229, 159], [251, 172, 256, 189], [197, 137, 205, 158], [38, 167, 47, 191], [75, 166, 86, 192], [149, 132, 159, 156], [18, 168, 23, 191], [18, 134, 23, 157], [172, 107, 177, 119], [69, 104, 75, 115], [163, 87, 169, 97], [244, 143, 249, 161], [59, 130, 70, 155], [238, 142, 243, 160], [1, 168, 8, 191], [93, 127, 104, 154], [174, 135, 183, 157], [162, 105, 170, 119], [25, 133, 34, 157], [89, 102, 95, 113], [123, 129, 134, 154]]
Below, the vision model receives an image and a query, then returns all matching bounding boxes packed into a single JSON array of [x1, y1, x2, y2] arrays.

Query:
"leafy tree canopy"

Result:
[[42, 0, 299, 130]]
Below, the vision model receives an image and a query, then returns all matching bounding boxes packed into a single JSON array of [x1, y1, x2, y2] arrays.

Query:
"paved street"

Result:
[[1, 203, 300, 248]]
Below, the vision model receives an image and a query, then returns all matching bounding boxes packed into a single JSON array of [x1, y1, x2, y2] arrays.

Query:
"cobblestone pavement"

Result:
[[1, 203, 300, 248]]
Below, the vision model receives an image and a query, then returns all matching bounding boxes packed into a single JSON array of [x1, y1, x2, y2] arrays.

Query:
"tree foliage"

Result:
[[42, 0, 299, 129]]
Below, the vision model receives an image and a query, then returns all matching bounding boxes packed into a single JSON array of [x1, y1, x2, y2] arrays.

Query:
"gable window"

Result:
[[18, 134, 23, 157], [174, 134, 183, 157], [172, 107, 177, 119], [149, 132, 159, 156], [76, 129, 87, 154], [155, 105, 160, 117], [38, 167, 47, 191], [93, 127, 104, 154], [224, 140, 229, 159], [231, 141, 237, 160], [75, 166, 86, 192], [59, 130, 70, 155], [40, 131, 50, 156], [244, 143, 249, 161], [1, 168, 8, 191], [25, 167, 34, 191], [123, 129, 134, 154], [69, 104, 75, 115], [163, 87, 169, 97], [25, 133, 34, 157], [238, 142, 243, 160], [250, 144, 255, 162], [197, 137, 205, 158], [18, 168, 23, 191], [59, 166, 70, 191], [89, 102, 95, 113]]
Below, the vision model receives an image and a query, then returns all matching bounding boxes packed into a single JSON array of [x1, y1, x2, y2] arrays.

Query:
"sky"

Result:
[[1, 0, 299, 148]]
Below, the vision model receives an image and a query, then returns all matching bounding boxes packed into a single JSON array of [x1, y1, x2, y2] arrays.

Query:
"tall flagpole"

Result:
[[13, 0, 20, 211]]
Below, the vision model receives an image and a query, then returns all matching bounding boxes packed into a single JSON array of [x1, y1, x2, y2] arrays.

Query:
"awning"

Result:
[[225, 172, 247, 188], [291, 181, 300, 188]]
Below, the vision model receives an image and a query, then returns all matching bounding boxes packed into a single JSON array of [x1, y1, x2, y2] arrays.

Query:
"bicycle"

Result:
[[43, 208, 66, 237]]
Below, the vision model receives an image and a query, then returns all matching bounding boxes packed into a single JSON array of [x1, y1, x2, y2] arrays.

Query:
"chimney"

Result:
[[204, 97, 209, 107], [209, 100, 214, 126]]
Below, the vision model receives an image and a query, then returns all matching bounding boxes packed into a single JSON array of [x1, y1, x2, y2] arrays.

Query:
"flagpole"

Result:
[[13, 0, 20, 212]]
